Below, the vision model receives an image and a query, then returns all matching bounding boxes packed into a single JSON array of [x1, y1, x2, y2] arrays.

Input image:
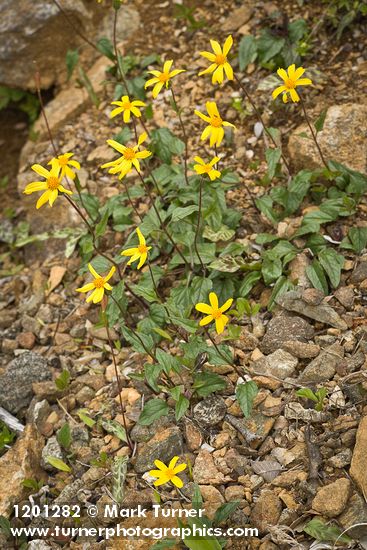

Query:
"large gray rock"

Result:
[[0, 0, 140, 90], [134, 426, 183, 473], [193, 396, 226, 426], [260, 312, 314, 354], [277, 290, 347, 330], [288, 103, 367, 173], [298, 343, 344, 383], [0, 352, 52, 413], [253, 349, 298, 379]]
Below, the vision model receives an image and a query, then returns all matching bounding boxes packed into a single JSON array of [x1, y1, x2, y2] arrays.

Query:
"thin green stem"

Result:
[[234, 73, 291, 175], [102, 304, 133, 450], [193, 178, 206, 274], [300, 96, 328, 169], [52, 0, 100, 53], [170, 86, 189, 186], [135, 170, 190, 270]]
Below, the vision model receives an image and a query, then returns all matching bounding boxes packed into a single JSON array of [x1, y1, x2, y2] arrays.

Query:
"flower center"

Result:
[[210, 116, 223, 128], [285, 78, 296, 89], [202, 164, 212, 173], [165, 468, 175, 479], [94, 277, 105, 288], [57, 155, 69, 166], [212, 309, 222, 320], [159, 72, 170, 83], [47, 176, 60, 190], [215, 53, 226, 65], [138, 244, 148, 254], [122, 101, 132, 110], [123, 148, 136, 160]]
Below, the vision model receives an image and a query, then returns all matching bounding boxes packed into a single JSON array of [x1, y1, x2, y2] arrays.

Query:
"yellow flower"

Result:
[[145, 60, 185, 98], [149, 456, 187, 488], [23, 159, 73, 209], [193, 156, 221, 181], [121, 227, 151, 269], [110, 95, 146, 123], [50, 153, 80, 180], [76, 263, 116, 304], [195, 292, 233, 334], [272, 64, 313, 103], [102, 132, 151, 179], [194, 101, 235, 148], [199, 35, 234, 84]]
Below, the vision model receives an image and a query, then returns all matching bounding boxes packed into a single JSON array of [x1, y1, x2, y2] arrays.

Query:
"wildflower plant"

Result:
[[26, 0, 367, 483]]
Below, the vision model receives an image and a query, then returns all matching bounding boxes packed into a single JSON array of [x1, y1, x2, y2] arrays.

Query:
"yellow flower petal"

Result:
[[220, 298, 233, 313], [154, 459, 168, 471], [209, 292, 219, 309], [199, 315, 214, 326], [171, 475, 184, 488], [76, 282, 95, 293], [195, 303, 213, 314], [223, 35, 233, 57], [88, 263, 100, 279]]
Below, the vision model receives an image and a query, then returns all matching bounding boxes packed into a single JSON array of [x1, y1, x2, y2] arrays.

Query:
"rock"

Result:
[[312, 478, 351, 517], [289, 253, 312, 288], [0, 352, 51, 413], [0, 1, 140, 90], [222, 4, 253, 31], [338, 492, 367, 539], [250, 490, 282, 534], [260, 312, 314, 354], [281, 340, 320, 359], [237, 328, 259, 351], [41, 436, 63, 471], [183, 419, 203, 451], [327, 448, 352, 468], [130, 415, 175, 443], [334, 287, 354, 309], [0, 309, 17, 329], [288, 104, 367, 173], [277, 290, 347, 330], [243, 413, 275, 449], [252, 349, 298, 379], [193, 450, 226, 485], [349, 261, 367, 284], [193, 396, 226, 426], [350, 415, 367, 496], [0, 425, 44, 515], [27, 542, 54, 550], [285, 402, 329, 423], [134, 427, 183, 473], [224, 485, 245, 501], [271, 470, 307, 487], [199, 485, 225, 507], [298, 343, 344, 383], [16, 331, 36, 349]]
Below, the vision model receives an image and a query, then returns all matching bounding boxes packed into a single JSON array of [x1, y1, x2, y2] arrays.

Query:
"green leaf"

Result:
[[55, 369, 70, 391], [77, 410, 96, 428], [151, 128, 185, 164], [46, 456, 71, 473], [209, 255, 248, 273], [96, 37, 115, 61], [0, 515, 12, 537], [238, 35, 258, 70], [303, 518, 351, 543], [192, 484, 203, 511], [296, 388, 318, 402], [175, 394, 190, 421], [238, 271, 262, 297], [66, 49, 79, 81], [314, 109, 327, 133], [192, 372, 226, 397], [341, 226, 367, 254], [265, 148, 281, 180], [213, 500, 240, 525], [203, 225, 235, 242], [268, 276, 294, 311], [139, 399, 169, 426], [183, 536, 221, 550], [95, 210, 109, 238], [236, 381, 258, 418], [306, 259, 328, 295], [101, 419, 127, 442], [156, 349, 181, 375], [57, 423, 72, 450], [255, 195, 278, 225], [261, 256, 282, 285], [77, 66, 99, 108], [257, 31, 285, 63], [171, 205, 199, 223], [318, 248, 344, 288]]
